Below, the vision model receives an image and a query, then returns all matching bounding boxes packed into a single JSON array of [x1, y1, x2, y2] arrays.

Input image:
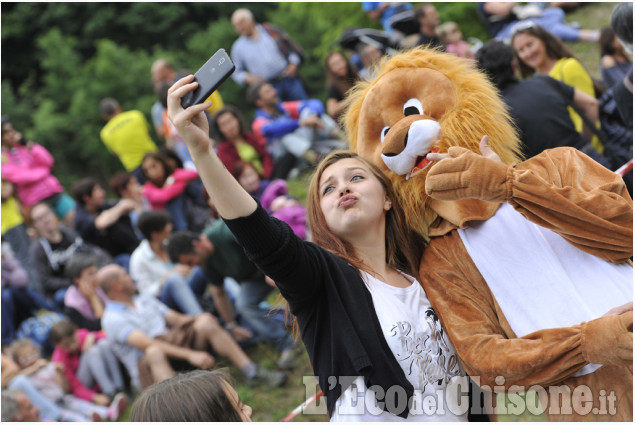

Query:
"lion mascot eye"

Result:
[[404, 98, 424, 116], [380, 126, 391, 144]]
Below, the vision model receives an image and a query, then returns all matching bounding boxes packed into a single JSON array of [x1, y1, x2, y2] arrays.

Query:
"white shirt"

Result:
[[129, 239, 173, 297], [458, 203, 633, 376], [331, 272, 468, 422], [102, 295, 169, 389]]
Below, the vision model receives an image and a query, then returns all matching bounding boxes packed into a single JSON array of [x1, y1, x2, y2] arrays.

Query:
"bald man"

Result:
[[98, 264, 287, 390]]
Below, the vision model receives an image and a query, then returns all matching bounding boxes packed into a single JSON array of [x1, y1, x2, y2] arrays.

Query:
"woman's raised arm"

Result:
[[167, 75, 257, 219]]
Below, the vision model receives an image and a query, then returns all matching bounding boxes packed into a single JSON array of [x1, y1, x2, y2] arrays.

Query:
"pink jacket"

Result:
[[1, 144, 63, 207], [143, 168, 199, 210], [51, 329, 106, 401]]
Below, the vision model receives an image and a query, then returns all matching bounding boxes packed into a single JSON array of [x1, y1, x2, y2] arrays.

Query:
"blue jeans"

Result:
[[235, 279, 294, 352], [8, 374, 62, 421], [53, 287, 68, 311], [159, 267, 206, 315], [3, 224, 42, 292], [2, 286, 59, 346], [271, 76, 307, 101], [498, 8, 580, 41], [165, 194, 189, 231], [113, 253, 131, 273]]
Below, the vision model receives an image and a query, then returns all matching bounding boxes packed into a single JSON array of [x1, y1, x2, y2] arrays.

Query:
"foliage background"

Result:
[[1, 2, 494, 190]]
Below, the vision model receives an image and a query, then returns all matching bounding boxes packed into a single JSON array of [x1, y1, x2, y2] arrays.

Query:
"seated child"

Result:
[[233, 161, 270, 199], [260, 179, 308, 240], [140, 151, 201, 231], [63, 253, 109, 331], [49, 320, 127, 406], [109, 172, 150, 240], [436, 21, 477, 59], [9, 338, 125, 421], [234, 162, 308, 239]]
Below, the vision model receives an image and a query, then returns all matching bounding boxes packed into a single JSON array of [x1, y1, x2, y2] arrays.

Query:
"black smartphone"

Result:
[[181, 48, 236, 109]]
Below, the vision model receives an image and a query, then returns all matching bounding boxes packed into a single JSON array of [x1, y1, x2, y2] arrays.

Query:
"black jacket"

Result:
[[225, 203, 414, 419]]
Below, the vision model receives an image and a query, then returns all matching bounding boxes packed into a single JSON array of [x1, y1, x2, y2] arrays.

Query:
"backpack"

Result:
[[16, 310, 65, 357], [262, 22, 305, 64]]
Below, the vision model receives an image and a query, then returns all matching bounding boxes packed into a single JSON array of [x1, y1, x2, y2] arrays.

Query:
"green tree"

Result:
[[2, 2, 491, 190]]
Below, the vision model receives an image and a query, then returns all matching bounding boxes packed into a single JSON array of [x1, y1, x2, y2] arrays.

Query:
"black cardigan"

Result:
[[225, 203, 414, 419]]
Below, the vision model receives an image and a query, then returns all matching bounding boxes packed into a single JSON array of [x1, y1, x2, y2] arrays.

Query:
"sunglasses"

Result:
[[511, 20, 539, 37]]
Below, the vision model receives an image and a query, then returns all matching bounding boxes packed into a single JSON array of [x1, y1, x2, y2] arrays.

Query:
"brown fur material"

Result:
[[346, 48, 633, 421], [344, 47, 522, 240]]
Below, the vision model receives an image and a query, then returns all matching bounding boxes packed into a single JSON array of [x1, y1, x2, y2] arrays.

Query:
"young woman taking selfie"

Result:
[[166, 75, 468, 421]]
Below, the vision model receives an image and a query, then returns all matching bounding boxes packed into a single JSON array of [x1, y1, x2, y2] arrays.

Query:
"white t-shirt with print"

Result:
[[331, 272, 469, 422]]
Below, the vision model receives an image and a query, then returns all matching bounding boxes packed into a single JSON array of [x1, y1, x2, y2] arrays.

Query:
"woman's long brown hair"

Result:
[[306, 150, 423, 276], [511, 24, 575, 78], [278, 150, 425, 339], [325, 51, 360, 100]]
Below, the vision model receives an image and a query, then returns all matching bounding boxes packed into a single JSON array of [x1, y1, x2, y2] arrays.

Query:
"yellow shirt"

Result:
[[549, 58, 603, 153], [100, 110, 158, 171], [236, 142, 263, 175], [1, 195, 24, 235], [205, 91, 224, 115]]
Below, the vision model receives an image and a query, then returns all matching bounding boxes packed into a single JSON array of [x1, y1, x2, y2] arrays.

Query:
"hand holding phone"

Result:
[[181, 48, 235, 109]]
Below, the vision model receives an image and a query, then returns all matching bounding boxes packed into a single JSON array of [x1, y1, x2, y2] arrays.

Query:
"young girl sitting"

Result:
[[260, 179, 308, 240], [141, 151, 202, 231], [436, 21, 477, 59], [49, 320, 127, 411], [233, 161, 308, 239], [9, 338, 125, 421]]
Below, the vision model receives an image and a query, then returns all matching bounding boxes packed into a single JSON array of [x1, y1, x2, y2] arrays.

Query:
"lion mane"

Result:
[[343, 47, 522, 240]]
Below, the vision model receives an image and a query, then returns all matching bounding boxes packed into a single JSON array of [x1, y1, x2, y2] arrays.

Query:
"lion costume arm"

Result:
[[508, 147, 632, 264], [419, 233, 633, 389]]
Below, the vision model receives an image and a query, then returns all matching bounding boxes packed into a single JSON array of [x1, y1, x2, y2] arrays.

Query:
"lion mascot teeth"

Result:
[[345, 47, 633, 421]]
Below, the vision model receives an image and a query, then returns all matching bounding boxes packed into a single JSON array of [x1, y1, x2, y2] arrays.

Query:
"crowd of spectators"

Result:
[[1, 2, 632, 421]]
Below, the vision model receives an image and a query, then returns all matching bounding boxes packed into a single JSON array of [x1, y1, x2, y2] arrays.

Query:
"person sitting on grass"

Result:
[[63, 253, 109, 331], [98, 264, 288, 391], [166, 230, 303, 370], [1, 389, 42, 422], [9, 338, 125, 421], [49, 319, 127, 408]]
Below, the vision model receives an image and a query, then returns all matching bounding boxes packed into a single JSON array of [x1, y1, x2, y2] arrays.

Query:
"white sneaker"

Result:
[[107, 392, 128, 420]]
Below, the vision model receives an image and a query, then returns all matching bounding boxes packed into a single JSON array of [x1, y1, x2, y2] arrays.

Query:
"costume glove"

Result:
[[582, 311, 633, 366], [425, 146, 511, 202]]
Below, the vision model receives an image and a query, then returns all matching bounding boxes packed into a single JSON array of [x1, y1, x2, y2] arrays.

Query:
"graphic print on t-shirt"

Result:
[[389, 307, 460, 391]]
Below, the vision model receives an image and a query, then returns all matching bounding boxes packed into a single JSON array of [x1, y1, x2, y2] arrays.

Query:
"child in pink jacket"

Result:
[[49, 319, 127, 419], [140, 151, 202, 231], [1, 117, 75, 225]]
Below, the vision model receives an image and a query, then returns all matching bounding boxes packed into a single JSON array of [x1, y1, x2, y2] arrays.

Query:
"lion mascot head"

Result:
[[344, 47, 522, 240]]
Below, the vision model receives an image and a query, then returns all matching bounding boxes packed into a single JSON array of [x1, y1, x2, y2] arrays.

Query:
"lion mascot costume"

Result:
[[344, 48, 633, 421]]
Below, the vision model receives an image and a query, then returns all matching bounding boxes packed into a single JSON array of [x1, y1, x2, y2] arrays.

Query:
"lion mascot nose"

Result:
[[382, 119, 441, 177]]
